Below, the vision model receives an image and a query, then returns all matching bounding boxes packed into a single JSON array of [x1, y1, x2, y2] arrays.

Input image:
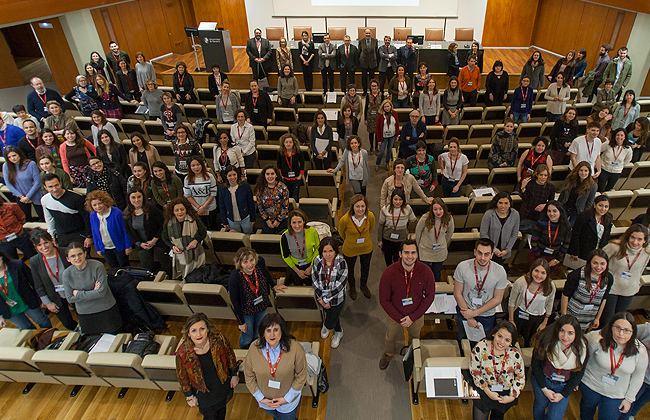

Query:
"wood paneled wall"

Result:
[[190, 0, 249, 47], [0, 0, 126, 27], [532, 0, 636, 72], [0, 33, 24, 89], [31, 18, 79, 93], [1, 24, 41, 58], [482, 0, 540, 47], [91, 0, 193, 61]]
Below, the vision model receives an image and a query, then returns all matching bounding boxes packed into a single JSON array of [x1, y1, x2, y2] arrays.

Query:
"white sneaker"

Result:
[[331, 330, 343, 348], [321, 324, 330, 339]]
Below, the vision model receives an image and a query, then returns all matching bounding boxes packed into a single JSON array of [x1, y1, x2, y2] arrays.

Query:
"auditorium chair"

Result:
[[306, 170, 340, 199], [637, 100, 650, 114], [328, 27, 346, 41], [458, 144, 478, 166], [273, 107, 298, 127], [358, 27, 376, 40], [442, 196, 470, 229], [568, 88, 579, 104], [302, 91, 326, 107], [426, 125, 444, 141], [267, 126, 288, 144], [211, 231, 252, 265], [141, 342, 182, 400], [182, 283, 237, 320], [408, 198, 432, 218], [463, 168, 490, 188], [466, 195, 492, 229], [482, 106, 507, 125], [516, 122, 542, 142], [549, 165, 570, 189], [119, 101, 142, 120], [541, 122, 554, 137], [529, 105, 547, 123], [205, 104, 217, 120], [535, 90, 548, 105], [620, 189, 650, 221], [246, 169, 262, 186], [197, 88, 213, 105], [603, 190, 635, 220], [249, 233, 286, 269], [620, 162, 650, 190], [275, 278, 323, 322], [517, 143, 532, 159], [74, 116, 93, 136], [119, 119, 146, 140], [256, 144, 281, 168], [629, 275, 650, 311], [574, 102, 593, 119], [396, 108, 412, 123], [293, 27, 312, 41], [425, 28, 444, 42], [577, 120, 587, 135], [459, 107, 483, 126], [324, 93, 345, 109], [299, 197, 338, 227], [610, 226, 628, 240], [475, 144, 491, 168], [298, 108, 319, 124], [144, 121, 166, 141], [252, 125, 269, 143], [182, 104, 208, 123], [447, 232, 480, 265], [393, 27, 412, 41], [443, 125, 469, 143], [137, 280, 193, 317], [266, 27, 285, 41], [454, 28, 474, 42], [412, 338, 464, 395]]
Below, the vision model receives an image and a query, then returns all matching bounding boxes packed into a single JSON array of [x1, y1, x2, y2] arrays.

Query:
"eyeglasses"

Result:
[[613, 325, 634, 335]]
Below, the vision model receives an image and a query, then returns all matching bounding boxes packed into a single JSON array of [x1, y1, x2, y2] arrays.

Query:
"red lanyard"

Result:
[[176, 142, 188, 159], [345, 120, 352, 132], [403, 268, 413, 297], [428, 91, 435, 107], [293, 233, 306, 258], [528, 150, 544, 167], [416, 158, 426, 177], [284, 151, 293, 173], [523, 285, 541, 310], [391, 209, 401, 231], [613, 145, 624, 161], [0, 128, 6, 147], [221, 94, 229, 109], [161, 182, 171, 199], [266, 347, 283, 379], [111, 51, 120, 62], [625, 251, 642, 271], [588, 275, 602, 303], [351, 151, 360, 169], [242, 269, 260, 296], [177, 72, 185, 87], [25, 137, 37, 150], [491, 341, 508, 382], [214, 74, 221, 88], [350, 100, 357, 112], [252, 94, 259, 108], [449, 154, 459, 176], [37, 91, 47, 105], [547, 221, 560, 245], [610, 346, 625, 376], [586, 140, 595, 157], [623, 104, 632, 119], [237, 124, 246, 139], [219, 148, 228, 166], [43, 251, 59, 281], [266, 183, 277, 196], [393, 177, 403, 191], [433, 218, 443, 242], [399, 80, 406, 92], [352, 217, 367, 236], [0, 266, 7, 297], [474, 261, 490, 294], [324, 260, 334, 288], [164, 105, 173, 120]]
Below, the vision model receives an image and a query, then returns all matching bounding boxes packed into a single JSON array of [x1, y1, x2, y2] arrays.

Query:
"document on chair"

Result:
[[315, 138, 329, 158], [462, 321, 486, 342], [425, 366, 463, 398], [323, 109, 338, 121], [326, 92, 337, 103], [88, 334, 117, 354]]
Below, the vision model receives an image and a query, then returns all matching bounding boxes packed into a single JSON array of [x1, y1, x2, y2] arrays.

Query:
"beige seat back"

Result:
[[182, 283, 237, 320]]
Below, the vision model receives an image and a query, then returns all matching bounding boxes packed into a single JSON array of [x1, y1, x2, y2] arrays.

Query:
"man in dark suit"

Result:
[[318, 33, 337, 93], [337, 35, 358, 93], [398, 109, 426, 159], [378, 35, 397, 94], [26, 77, 65, 126], [358, 28, 378, 96], [397, 37, 418, 89], [246, 28, 272, 81], [29, 228, 77, 330]]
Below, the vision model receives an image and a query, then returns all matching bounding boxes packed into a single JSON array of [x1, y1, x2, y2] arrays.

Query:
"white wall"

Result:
[[626, 13, 650, 95], [59, 9, 104, 74], [245, 0, 487, 42]]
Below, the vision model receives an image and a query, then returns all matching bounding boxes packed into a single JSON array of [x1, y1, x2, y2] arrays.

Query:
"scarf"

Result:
[[549, 340, 585, 371], [94, 168, 110, 192], [167, 215, 205, 278]]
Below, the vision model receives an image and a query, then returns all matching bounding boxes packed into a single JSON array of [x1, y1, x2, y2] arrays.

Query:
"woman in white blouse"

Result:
[[438, 138, 468, 197], [598, 128, 633, 193], [328, 135, 369, 197], [230, 109, 256, 169], [213, 129, 245, 184]]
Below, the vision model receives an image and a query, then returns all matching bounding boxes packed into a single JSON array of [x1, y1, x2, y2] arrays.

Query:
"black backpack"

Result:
[[194, 117, 213, 144]]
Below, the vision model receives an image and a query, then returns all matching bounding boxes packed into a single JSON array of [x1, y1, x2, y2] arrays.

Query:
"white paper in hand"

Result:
[[315, 138, 329, 158], [462, 320, 486, 342]]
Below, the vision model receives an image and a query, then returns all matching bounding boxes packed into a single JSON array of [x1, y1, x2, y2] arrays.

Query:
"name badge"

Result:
[[472, 297, 483, 306], [467, 82, 473, 86], [550, 372, 566, 382], [371, 110, 377, 115], [601, 374, 618, 386], [178, 87, 185, 92], [417, 178, 424, 186], [543, 247, 554, 255], [356, 238, 365, 244], [610, 161, 619, 166], [518, 311, 530, 320], [54, 284, 65, 293], [253, 296, 263, 305], [390, 233, 399, 240], [5, 233, 17, 241], [322, 289, 330, 297], [44, 106, 48, 112], [287, 171, 296, 178], [520, 103, 527, 109], [526, 168, 534, 175], [402, 297, 414, 306], [6, 299, 17, 307], [621, 271, 632, 279], [253, 108, 259, 113], [584, 304, 595, 311], [268, 379, 281, 389], [432, 243, 441, 250], [490, 384, 503, 392], [297, 259, 307, 266]]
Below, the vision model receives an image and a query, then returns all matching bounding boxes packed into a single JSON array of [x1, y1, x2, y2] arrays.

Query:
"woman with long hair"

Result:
[[529, 200, 571, 272], [568, 195, 613, 262], [388, 65, 411, 109], [625, 116, 649, 163], [310, 110, 334, 170], [37, 155, 72, 194], [561, 249, 612, 330], [517, 137, 553, 184], [549, 107, 579, 165], [415, 198, 454, 282], [413, 62, 432, 103], [612, 89, 640, 130], [441, 76, 463, 125], [548, 50, 576, 84], [231, 109, 257, 169], [96, 128, 129, 177], [276, 64, 299, 109], [375, 99, 399, 171], [86, 190, 131, 268], [213, 130, 244, 183], [329, 135, 369, 197], [587, 107, 613, 141], [254, 165, 289, 234], [519, 164, 556, 232], [173, 61, 196, 104], [124, 189, 172, 277], [341, 84, 362, 118], [480, 192, 520, 265], [602, 224, 650, 326], [544, 72, 571, 123], [438, 138, 469, 197], [127, 161, 153, 199], [35, 128, 63, 168], [336, 103, 359, 150], [115, 59, 140, 101], [60, 127, 96, 187], [89, 110, 120, 147], [418, 77, 440, 125], [175, 312, 240, 420], [94, 74, 137, 119], [377, 189, 417, 267], [2, 146, 43, 221], [508, 258, 556, 346], [128, 131, 161, 169], [217, 165, 255, 234], [171, 125, 203, 180], [151, 161, 184, 207], [531, 314, 587, 420], [520, 50, 545, 90], [161, 92, 183, 141], [275, 37, 293, 70], [559, 161, 597, 224], [184, 156, 218, 230], [579, 312, 648, 420], [446, 43, 460, 77], [134, 52, 155, 93], [276, 133, 305, 203], [280, 209, 320, 286], [162, 197, 207, 279], [89, 51, 107, 77]]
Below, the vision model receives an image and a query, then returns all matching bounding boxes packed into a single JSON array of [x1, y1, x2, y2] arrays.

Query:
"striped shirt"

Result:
[[563, 267, 612, 330]]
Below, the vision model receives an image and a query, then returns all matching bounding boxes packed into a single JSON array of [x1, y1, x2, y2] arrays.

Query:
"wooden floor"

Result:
[[0, 314, 329, 420]]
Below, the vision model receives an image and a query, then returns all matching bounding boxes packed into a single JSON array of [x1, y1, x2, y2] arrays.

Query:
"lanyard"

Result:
[[416, 157, 426, 177], [237, 124, 246, 139], [610, 346, 625, 376], [449, 154, 459, 177], [164, 105, 173, 120], [613, 145, 624, 161], [266, 182, 277, 196], [25, 137, 37, 150], [399, 81, 406, 92], [433, 218, 443, 242], [547, 221, 560, 246], [351, 151, 360, 169], [588, 275, 602, 303], [43, 251, 59, 282], [293, 233, 306, 258], [474, 260, 490, 294], [523, 285, 541, 310], [252, 94, 259, 109], [324, 260, 334, 288], [176, 142, 189, 159], [520, 86, 528, 102], [37, 91, 47, 105], [586, 140, 595, 157], [391, 209, 401, 231], [284, 151, 293, 173], [242, 269, 260, 296], [0, 266, 7, 297], [177, 72, 185, 87], [161, 182, 171, 199], [345, 120, 352, 132], [352, 218, 367, 236], [403, 267, 413, 297], [266, 347, 283, 379], [623, 104, 632, 119], [428, 91, 435, 107], [490, 341, 508, 383], [220, 147, 228, 166], [528, 150, 544, 167], [221, 94, 229, 109], [111, 51, 120, 62], [214, 74, 221, 88], [393, 177, 404, 191], [626, 251, 642, 271]]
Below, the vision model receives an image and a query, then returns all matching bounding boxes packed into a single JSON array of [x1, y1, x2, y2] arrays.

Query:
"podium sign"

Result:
[[198, 22, 234, 72]]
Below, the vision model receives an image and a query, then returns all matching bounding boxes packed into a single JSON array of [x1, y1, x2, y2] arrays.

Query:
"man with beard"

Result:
[[587, 44, 611, 102]]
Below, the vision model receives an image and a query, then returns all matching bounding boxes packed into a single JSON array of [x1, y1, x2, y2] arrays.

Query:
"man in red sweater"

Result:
[[379, 239, 435, 370], [459, 55, 480, 107]]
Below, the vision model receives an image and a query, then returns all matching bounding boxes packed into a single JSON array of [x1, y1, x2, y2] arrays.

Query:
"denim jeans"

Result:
[[261, 218, 288, 234], [263, 406, 298, 420], [228, 216, 253, 235], [579, 382, 625, 420], [600, 294, 634, 327], [102, 248, 129, 269], [8, 307, 53, 330], [532, 375, 571, 420], [627, 381, 650, 417], [512, 112, 529, 124], [392, 98, 410, 108], [376, 136, 395, 165], [441, 176, 461, 197], [240, 310, 266, 348], [0, 231, 37, 260], [425, 261, 444, 283], [598, 170, 621, 193], [456, 305, 495, 346]]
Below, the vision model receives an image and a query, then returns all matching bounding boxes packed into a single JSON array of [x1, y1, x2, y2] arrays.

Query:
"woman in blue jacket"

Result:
[[86, 190, 132, 268], [217, 165, 255, 234], [510, 76, 534, 124]]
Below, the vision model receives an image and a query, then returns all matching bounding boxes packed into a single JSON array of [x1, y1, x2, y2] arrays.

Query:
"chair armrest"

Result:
[[461, 339, 471, 357], [55, 331, 80, 351], [154, 271, 167, 282], [156, 335, 178, 355]]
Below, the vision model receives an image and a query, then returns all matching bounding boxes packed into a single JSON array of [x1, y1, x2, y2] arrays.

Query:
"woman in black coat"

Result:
[[124, 189, 172, 278], [207, 64, 228, 98], [446, 43, 460, 77], [567, 195, 613, 261], [172, 61, 197, 104], [85, 156, 129, 211], [115, 60, 141, 101]]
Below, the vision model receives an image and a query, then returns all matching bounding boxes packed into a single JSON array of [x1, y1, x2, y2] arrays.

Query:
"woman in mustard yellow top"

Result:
[[338, 194, 375, 300]]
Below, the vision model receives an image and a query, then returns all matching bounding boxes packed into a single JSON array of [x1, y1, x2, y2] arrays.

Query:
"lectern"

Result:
[[198, 22, 235, 72]]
